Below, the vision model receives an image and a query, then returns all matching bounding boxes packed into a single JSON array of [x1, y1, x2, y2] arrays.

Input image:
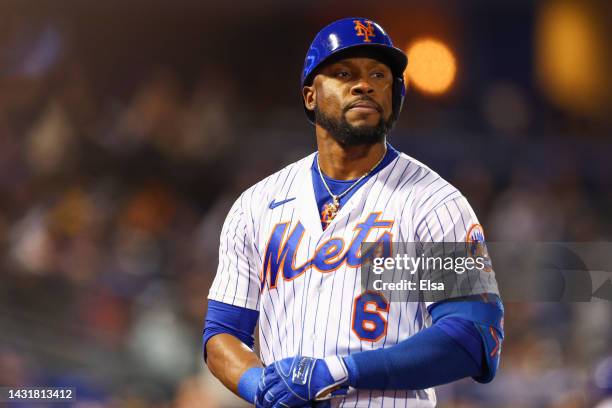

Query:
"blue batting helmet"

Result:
[[301, 17, 408, 124]]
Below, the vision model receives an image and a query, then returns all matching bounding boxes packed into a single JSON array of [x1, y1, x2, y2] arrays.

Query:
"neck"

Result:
[[315, 127, 387, 180]]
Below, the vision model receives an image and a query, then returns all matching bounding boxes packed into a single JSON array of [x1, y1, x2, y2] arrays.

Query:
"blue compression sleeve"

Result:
[[435, 317, 483, 367], [343, 325, 479, 390], [202, 300, 259, 361], [343, 295, 504, 390]]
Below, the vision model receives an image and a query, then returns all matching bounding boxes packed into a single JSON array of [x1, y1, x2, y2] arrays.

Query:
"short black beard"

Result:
[[314, 105, 394, 147]]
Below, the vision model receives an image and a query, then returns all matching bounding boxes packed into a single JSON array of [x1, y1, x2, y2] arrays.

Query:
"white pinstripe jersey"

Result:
[[209, 150, 499, 408]]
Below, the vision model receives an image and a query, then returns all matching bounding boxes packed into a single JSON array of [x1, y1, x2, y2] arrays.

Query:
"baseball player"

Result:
[[203, 17, 504, 408]]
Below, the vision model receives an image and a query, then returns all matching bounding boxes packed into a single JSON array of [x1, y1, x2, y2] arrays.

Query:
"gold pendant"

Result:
[[321, 200, 340, 229]]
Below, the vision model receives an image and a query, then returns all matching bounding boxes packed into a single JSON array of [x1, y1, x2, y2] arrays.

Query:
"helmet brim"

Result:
[[302, 43, 408, 87]]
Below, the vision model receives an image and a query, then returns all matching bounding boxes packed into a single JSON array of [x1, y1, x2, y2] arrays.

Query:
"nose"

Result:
[[350, 78, 374, 95]]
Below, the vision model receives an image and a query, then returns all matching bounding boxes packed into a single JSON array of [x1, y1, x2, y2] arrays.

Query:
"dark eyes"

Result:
[[335, 71, 386, 79]]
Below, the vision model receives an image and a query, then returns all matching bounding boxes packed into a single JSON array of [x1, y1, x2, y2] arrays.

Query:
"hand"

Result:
[[255, 355, 349, 408]]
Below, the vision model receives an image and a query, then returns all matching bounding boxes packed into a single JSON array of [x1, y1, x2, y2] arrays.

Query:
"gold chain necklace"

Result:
[[317, 146, 387, 228]]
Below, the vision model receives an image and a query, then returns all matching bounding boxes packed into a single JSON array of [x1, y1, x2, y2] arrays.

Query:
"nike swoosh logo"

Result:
[[269, 197, 296, 209]]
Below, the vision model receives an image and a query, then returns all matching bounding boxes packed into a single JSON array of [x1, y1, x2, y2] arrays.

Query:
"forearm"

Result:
[[344, 325, 479, 390], [206, 333, 263, 396], [343, 296, 504, 390], [203, 300, 262, 402]]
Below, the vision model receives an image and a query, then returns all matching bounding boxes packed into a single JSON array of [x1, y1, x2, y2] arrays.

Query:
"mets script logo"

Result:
[[261, 212, 393, 290], [353, 19, 376, 43]]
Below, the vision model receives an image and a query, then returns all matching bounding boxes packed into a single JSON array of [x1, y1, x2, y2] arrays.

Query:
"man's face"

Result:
[[303, 56, 395, 146]]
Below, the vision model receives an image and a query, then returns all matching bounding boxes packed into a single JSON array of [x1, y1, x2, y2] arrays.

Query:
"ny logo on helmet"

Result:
[[353, 19, 376, 42]]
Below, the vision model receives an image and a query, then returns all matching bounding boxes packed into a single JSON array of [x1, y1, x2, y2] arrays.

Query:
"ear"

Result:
[[302, 85, 316, 112]]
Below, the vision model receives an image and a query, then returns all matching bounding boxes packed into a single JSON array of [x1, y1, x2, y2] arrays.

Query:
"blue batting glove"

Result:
[[256, 367, 281, 408], [255, 355, 349, 407]]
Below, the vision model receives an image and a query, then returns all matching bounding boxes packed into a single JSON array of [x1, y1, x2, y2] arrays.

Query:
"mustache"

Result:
[[344, 97, 382, 113]]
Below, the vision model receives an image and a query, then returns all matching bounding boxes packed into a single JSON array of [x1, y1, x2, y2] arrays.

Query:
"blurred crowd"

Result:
[[1, 9, 611, 408]]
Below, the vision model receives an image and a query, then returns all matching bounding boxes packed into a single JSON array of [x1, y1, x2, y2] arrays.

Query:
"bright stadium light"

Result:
[[405, 38, 457, 95], [535, 1, 607, 116]]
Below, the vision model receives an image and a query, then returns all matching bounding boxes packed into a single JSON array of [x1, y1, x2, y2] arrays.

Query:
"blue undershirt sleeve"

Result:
[[342, 294, 504, 390], [202, 299, 259, 362]]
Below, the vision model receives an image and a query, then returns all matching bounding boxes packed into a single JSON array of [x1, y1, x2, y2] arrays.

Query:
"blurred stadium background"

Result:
[[0, 1, 611, 407]]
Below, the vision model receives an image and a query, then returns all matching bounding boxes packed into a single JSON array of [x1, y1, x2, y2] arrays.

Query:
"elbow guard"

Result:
[[472, 321, 503, 383], [429, 294, 504, 383]]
